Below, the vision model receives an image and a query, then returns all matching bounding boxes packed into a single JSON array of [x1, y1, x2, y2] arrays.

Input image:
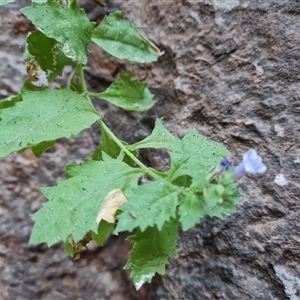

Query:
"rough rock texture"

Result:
[[1, 0, 300, 299], [120, 0, 300, 299]]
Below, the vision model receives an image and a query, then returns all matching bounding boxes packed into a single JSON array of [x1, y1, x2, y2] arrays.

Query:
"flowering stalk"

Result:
[[204, 149, 266, 207], [212, 149, 267, 182]]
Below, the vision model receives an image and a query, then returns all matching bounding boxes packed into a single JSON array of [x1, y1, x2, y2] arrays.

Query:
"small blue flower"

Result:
[[233, 149, 267, 178], [210, 158, 234, 181], [219, 158, 234, 171]]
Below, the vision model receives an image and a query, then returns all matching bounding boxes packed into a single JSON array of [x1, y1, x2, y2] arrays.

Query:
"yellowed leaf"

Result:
[[96, 189, 127, 224]]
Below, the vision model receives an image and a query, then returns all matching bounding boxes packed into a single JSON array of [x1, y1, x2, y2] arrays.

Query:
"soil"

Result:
[[1, 0, 300, 299]]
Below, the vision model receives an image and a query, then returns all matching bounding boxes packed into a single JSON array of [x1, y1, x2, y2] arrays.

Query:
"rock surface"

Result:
[[120, 0, 300, 299], [1, 0, 300, 299]]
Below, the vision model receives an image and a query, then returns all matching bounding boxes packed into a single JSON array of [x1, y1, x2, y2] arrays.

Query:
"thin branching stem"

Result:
[[98, 119, 159, 178]]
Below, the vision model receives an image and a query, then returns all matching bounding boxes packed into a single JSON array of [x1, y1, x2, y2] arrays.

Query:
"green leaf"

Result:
[[116, 178, 179, 232], [204, 184, 225, 208], [29, 155, 143, 246], [92, 12, 163, 63], [205, 205, 230, 219], [64, 237, 74, 257], [128, 118, 176, 151], [92, 121, 119, 161], [92, 130, 116, 161], [125, 220, 178, 290], [91, 220, 115, 246], [178, 190, 205, 231], [0, 81, 100, 158], [0, 94, 22, 110], [25, 31, 73, 82], [0, 0, 15, 5], [171, 175, 192, 188], [22, 79, 45, 91], [205, 185, 240, 218], [21, 0, 95, 64], [31, 140, 56, 157], [0, 0, 47, 5], [92, 121, 137, 167], [166, 130, 229, 182], [91, 73, 155, 112]]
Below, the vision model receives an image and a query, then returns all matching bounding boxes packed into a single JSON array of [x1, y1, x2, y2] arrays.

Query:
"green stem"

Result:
[[68, 63, 89, 99], [80, 68, 164, 179], [67, 64, 77, 90], [99, 119, 159, 178], [88, 92, 100, 98], [78, 63, 89, 98]]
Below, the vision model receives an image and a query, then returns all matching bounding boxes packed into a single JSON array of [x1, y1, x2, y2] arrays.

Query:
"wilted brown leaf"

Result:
[[96, 189, 127, 224]]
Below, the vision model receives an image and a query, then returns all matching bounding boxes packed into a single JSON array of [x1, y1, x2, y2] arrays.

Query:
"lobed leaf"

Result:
[[92, 73, 155, 112], [178, 190, 205, 231], [128, 118, 176, 151], [116, 178, 179, 232], [92, 12, 163, 63], [0, 81, 100, 158], [29, 155, 144, 246], [25, 31, 73, 81], [21, 0, 95, 64], [166, 130, 229, 182], [125, 220, 178, 290]]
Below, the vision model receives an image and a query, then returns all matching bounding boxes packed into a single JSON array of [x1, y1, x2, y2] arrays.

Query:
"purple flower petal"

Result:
[[234, 149, 267, 178]]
